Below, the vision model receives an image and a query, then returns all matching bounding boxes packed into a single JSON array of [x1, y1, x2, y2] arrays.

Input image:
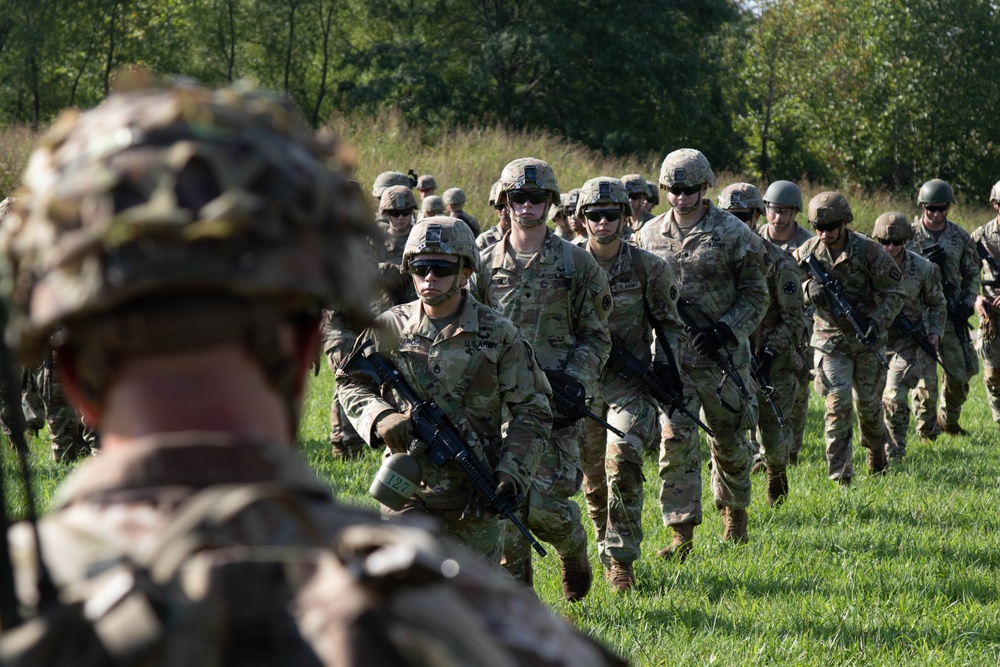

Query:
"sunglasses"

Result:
[[409, 259, 461, 277], [385, 209, 412, 218], [508, 190, 550, 205], [627, 192, 645, 200], [730, 210, 755, 223], [924, 204, 949, 213], [766, 204, 794, 214], [584, 209, 623, 223], [666, 184, 702, 196], [879, 238, 905, 247], [812, 221, 842, 233]]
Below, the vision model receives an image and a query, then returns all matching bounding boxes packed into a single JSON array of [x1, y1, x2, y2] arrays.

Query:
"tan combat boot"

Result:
[[606, 559, 635, 592], [723, 507, 748, 544], [560, 552, 592, 602], [657, 522, 695, 562], [766, 467, 789, 507], [867, 446, 888, 475], [330, 441, 365, 460]]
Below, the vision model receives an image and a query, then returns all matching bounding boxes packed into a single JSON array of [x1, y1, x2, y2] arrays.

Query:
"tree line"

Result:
[[2, 0, 999, 203]]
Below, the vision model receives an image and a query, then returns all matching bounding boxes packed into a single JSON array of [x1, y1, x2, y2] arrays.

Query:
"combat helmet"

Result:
[[442, 187, 466, 206], [496, 157, 560, 205], [566, 188, 581, 211], [621, 174, 648, 198], [416, 174, 437, 191], [762, 180, 803, 211], [808, 191, 853, 225], [991, 180, 1000, 203], [421, 195, 446, 218], [872, 212, 913, 242], [576, 177, 632, 218], [488, 181, 502, 208], [379, 185, 417, 214], [402, 216, 480, 272], [372, 171, 412, 198], [718, 183, 765, 215], [917, 179, 955, 205], [659, 149, 716, 189]]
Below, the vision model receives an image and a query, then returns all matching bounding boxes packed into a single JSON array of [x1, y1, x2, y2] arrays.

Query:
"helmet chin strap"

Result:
[[417, 259, 465, 306], [509, 202, 550, 228]]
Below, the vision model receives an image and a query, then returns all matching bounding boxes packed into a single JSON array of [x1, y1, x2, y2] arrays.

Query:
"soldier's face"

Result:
[[569, 213, 587, 233], [727, 207, 758, 227], [922, 203, 949, 229], [419, 189, 435, 199], [766, 204, 796, 233], [879, 237, 906, 259], [385, 209, 413, 233], [815, 221, 846, 248], [628, 193, 646, 215], [666, 184, 706, 215], [410, 253, 468, 298], [508, 192, 548, 226], [584, 207, 623, 242]]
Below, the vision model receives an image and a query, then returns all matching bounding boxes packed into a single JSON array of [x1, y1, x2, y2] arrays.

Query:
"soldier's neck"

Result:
[[509, 223, 547, 253], [588, 236, 620, 260], [768, 222, 796, 242], [422, 290, 465, 320]]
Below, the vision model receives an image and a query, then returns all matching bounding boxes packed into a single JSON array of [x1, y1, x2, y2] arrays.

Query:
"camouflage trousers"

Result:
[[326, 345, 365, 455], [753, 352, 798, 472], [503, 422, 587, 584], [384, 497, 504, 567], [978, 323, 1000, 423], [913, 320, 978, 434], [659, 362, 754, 527], [580, 393, 653, 567], [813, 343, 888, 482], [788, 345, 813, 460], [882, 342, 936, 458]]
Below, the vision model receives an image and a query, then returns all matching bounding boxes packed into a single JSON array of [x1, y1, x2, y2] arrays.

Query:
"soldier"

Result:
[[577, 177, 683, 591], [471, 157, 612, 601], [442, 187, 482, 236], [876, 213, 946, 460], [551, 193, 575, 240], [374, 185, 419, 310], [475, 181, 509, 250], [371, 170, 413, 224], [339, 217, 550, 565], [794, 192, 904, 485], [416, 173, 437, 199], [973, 181, 1000, 425], [637, 149, 769, 556], [718, 183, 804, 506], [760, 180, 815, 465], [321, 309, 367, 459], [567, 187, 589, 246], [907, 179, 980, 438], [621, 174, 653, 231], [420, 194, 446, 220], [0, 82, 622, 666]]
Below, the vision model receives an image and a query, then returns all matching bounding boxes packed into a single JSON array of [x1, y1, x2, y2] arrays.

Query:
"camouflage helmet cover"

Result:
[[576, 177, 633, 217], [416, 174, 437, 191], [402, 216, 480, 272], [379, 185, 417, 213], [872, 212, 913, 242], [659, 148, 716, 188], [566, 188, 581, 210], [488, 181, 502, 207], [917, 179, 955, 205], [762, 180, 803, 210], [808, 191, 853, 225], [620, 173, 648, 196], [717, 182, 765, 215], [372, 170, 412, 198], [2, 82, 373, 364], [442, 187, 466, 206], [497, 157, 559, 205], [421, 195, 446, 216], [991, 180, 1000, 203]]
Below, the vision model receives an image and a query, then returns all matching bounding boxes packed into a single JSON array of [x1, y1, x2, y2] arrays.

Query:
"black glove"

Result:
[[956, 302, 974, 321], [757, 349, 775, 378], [543, 368, 587, 428], [806, 280, 830, 310], [860, 318, 879, 344], [691, 322, 732, 358], [376, 411, 413, 454], [923, 244, 946, 266], [494, 471, 519, 503], [653, 359, 681, 390]]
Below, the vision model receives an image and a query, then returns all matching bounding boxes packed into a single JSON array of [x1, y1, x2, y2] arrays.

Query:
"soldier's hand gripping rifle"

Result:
[[676, 298, 750, 414], [750, 353, 785, 428], [342, 342, 547, 557], [542, 368, 626, 438], [922, 243, 973, 348], [804, 254, 889, 369], [976, 239, 1000, 290], [892, 313, 953, 377], [606, 334, 715, 437]]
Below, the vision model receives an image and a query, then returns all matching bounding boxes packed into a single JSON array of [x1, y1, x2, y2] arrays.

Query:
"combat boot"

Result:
[[657, 522, 695, 562], [723, 507, 748, 544], [330, 441, 365, 460], [560, 552, 592, 602], [766, 467, 789, 507], [606, 559, 635, 592], [938, 415, 970, 436], [867, 446, 888, 476]]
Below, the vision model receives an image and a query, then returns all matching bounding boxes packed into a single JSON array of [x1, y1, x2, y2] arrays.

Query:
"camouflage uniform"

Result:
[[321, 309, 365, 458], [374, 226, 417, 310], [471, 228, 612, 584], [973, 218, 1000, 422], [637, 201, 769, 528], [882, 251, 946, 458], [907, 219, 981, 434], [339, 294, 550, 565], [795, 232, 904, 482], [455, 211, 482, 237], [476, 225, 506, 250]]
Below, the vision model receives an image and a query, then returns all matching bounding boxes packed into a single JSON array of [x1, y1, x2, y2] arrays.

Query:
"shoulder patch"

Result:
[[783, 281, 796, 295], [670, 285, 678, 301], [602, 294, 612, 311], [889, 266, 902, 281], [764, 253, 772, 267]]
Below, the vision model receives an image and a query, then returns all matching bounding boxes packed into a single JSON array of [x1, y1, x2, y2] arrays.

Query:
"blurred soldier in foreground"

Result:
[[718, 183, 804, 506], [907, 179, 980, 438], [442, 187, 481, 237], [0, 81, 622, 666], [578, 177, 683, 590], [875, 213, 946, 460], [472, 158, 612, 601], [637, 150, 768, 556], [973, 180, 1000, 425], [794, 192, 904, 485]]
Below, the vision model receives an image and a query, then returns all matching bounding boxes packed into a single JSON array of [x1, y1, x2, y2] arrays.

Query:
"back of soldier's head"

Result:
[[421, 195, 446, 218], [2, 80, 373, 405]]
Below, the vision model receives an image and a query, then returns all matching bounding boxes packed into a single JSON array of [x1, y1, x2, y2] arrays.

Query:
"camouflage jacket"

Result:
[[553, 225, 573, 241], [374, 221, 417, 309], [339, 293, 550, 506], [636, 201, 770, 367], [907, 218, 980, 311], [456, 211, 481, 237], [795, 232, 905, 353], [585, 241, 685, 406], [3, 434, 620, 666], [971, 219, 1000, 303], [756, 238, 805, 356], [758, 222, 814, 254], [320, 309, 356, 353], [887, 250, 946, 352], [476, 225, 506, 251], [471, 228, 612, 394]]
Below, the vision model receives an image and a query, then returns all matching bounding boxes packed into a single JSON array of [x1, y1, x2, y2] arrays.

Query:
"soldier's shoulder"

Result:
[[947, 220, 974, 240], [637, 212, 670, 244], [472, 297, 519, 337], [796, 235, 822, 257]]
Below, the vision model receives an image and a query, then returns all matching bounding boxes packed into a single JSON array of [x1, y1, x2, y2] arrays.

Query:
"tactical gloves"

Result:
[[860, 318, 879, 345], [494, 471, 519, 502], [376, 411, 413, 454], [691, 322, 733, 358], [806, 280, 830, 310]]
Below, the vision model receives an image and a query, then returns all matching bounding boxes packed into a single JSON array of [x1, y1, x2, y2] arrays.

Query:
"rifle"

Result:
[[891, 313, 952, 377], [976, 239, 1000, 289], [543, 368, 626, 438], [750, 353, 785, 428], [803, 254, 889, 369], [676, 299, 750, 414], [922, 243, 972, 347], [606, 334, 715, 437], [342, 342, 547, 557]]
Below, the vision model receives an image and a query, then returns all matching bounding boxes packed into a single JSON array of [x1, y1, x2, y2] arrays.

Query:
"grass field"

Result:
[[3, 117, 1000, 665]]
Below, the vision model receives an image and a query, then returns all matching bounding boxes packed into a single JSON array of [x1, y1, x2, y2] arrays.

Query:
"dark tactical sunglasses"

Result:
[[667, 184, 702, 196], [730, 210, 755, 223], [923, 204, 949, 213], [878, 238, 906, 247], [812, 220, 843, 233], [384, 208, 413, 218], [627, 192, 645, 200], [508, 190, 550, 205], [410, 259, 461, 277], [584, 209, 623, 223]]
